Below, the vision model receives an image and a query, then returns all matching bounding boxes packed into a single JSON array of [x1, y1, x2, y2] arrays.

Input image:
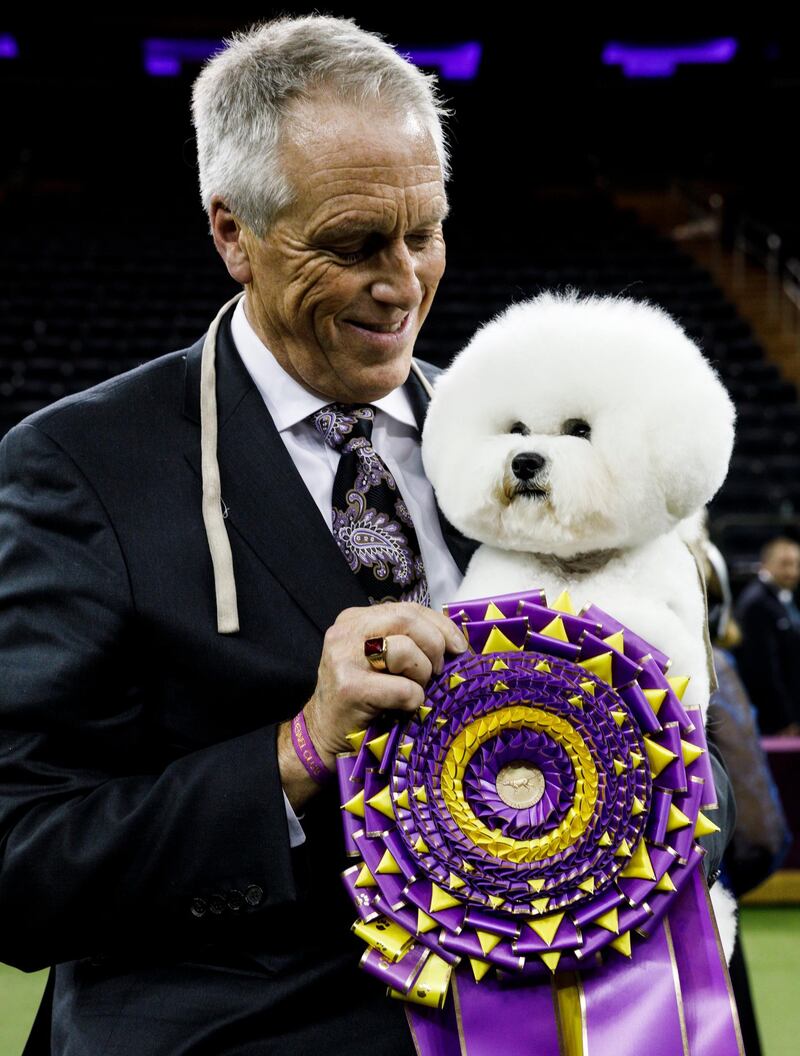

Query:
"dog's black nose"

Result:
[[511, 452, 546, 481]]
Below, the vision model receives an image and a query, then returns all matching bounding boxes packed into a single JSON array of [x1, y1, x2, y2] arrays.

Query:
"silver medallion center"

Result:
[[496, 762, 546, 809]]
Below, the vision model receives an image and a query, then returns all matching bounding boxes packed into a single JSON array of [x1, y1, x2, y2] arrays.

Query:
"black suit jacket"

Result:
[[0, 302, 734, 1054], [0, 303, 475, 1055], [734, 576, 800, 733]]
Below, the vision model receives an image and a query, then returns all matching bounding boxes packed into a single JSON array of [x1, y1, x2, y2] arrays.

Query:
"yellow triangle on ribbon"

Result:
[[488, 895, 504, 909], [620, 840, 656, 881], [355, 864, 377, 888], [655, 872, 677, 893], [430, 883, 462, 913], [611, 710, 627, 727], [667, 676, 690, 700], [491, 658, 510, 671], [534, 660, 552, 673], [578, 877, 595, 893], [493, 681, 510, 692], [376, 849, 402, 875], [551, 590, 576, 615], [613, 759, 626, 777], [470, 957, 491, 982], [482, 625, 524, 654], [366, 785, 395, 820], [599, 831, 613, 847], [630, 752, 644, 769], [540, 950, 562, 973], [540, 615, 569, 642], [579, 679, 597, 695], [462, 859, 475, 873], [579, 652, 614, 686], [528, 878, 546, 893], [643, 688, 667, 714], [595, 908, 619, 934], [342, 790, 365, 818], [614, 839, 632, 858], [417, 909, 437, 934], [644, 737, 677, 778], [476, 930, 501, 956], [394, 789, 410, 811], [413, 786, 428, 804], [603, 631, 625, 653], [367, 732, 390, 761], [568, 695, 584, 709], [418, 705, 432, 720], [631, 796, 645, 817], [484, 602, 506, 620], [345, 729, 367, 751], [448, 872, 466, 891], [527, 912, 564, 946], [399, 740, 413, 760], [449, 672, 466, 689], [610, 931, 632, 957], [695, 811, 721, 838], [435, 717, 447, 728], [531, 897, 550, 913], [413, 835, 429, 854], [666, 804, 691, 832], [681, 740, 704, 767]]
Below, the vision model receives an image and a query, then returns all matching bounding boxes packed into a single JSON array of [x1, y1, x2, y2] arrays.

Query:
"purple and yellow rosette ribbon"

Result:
[[337, 588, 744, 1055]]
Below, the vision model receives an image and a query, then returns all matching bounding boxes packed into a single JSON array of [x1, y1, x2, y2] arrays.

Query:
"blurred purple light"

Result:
[[603, 38, 738, 78], [403, 42, 482, 80], [0, 33, 19, 59], [143, 36, 481, 80], [143, 38, 224, 77]]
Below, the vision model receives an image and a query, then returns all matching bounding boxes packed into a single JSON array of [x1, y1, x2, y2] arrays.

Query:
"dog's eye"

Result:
[[563, 418, 591, 439], [509, 421, 530, 436]]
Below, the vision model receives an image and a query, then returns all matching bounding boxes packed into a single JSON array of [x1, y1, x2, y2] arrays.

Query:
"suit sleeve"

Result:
[[0, 422, 299, 972], [734, 595, 795, 730]]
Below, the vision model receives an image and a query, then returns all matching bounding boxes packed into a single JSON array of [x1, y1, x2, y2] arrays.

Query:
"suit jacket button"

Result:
[[208, 893, 227, 915], [226, 889, 244, 912], [190, 897, 208, 918], [244, 884, 263, 907]]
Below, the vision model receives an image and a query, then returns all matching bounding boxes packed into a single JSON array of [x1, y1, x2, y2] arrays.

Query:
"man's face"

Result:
[[236, 97, 448, 404], [763, 542, 800, 591]]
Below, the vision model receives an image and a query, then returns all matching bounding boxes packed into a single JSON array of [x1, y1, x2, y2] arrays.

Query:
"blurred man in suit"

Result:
[[735, 536, 800, 735]]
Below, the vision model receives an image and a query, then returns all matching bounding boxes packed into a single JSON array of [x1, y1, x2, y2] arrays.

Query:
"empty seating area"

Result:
[[3, 193, 799, 580]]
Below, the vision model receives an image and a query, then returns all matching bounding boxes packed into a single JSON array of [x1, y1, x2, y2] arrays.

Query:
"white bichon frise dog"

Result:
[[421, 288, 738, 958]]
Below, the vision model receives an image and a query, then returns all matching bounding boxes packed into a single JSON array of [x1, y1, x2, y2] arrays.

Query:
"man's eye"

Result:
[[509, 421, 530, 436], [334, 248, 365, 264], [563, 418, 591, 439]]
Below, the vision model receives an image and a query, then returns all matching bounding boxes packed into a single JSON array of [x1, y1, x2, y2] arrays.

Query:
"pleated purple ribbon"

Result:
[[337, 588, 744, 1055]]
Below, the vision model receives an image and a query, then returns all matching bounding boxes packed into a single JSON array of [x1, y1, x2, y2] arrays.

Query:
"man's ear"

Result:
[[210, 195, 253, 285]]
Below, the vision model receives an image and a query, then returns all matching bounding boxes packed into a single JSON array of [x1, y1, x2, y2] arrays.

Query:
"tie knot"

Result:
[[311, 403, 375, 452]]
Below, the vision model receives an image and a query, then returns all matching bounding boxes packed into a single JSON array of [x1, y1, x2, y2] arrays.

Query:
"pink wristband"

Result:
[[290, 710, 334, 785]]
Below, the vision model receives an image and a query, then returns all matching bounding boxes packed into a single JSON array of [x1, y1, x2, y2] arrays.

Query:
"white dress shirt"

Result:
[[229, 298, 464, 845]]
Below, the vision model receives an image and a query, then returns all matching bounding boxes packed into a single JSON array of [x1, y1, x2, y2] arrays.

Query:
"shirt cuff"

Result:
[[283, 790, 307, 848]]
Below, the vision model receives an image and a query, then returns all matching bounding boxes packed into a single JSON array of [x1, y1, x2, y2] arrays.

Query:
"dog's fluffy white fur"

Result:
[[421, 288, 738, 956], [422, 288, 736, 721]]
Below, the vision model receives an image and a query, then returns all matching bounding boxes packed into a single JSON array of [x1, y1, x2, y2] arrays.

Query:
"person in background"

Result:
[[734, 536, 800, 736]]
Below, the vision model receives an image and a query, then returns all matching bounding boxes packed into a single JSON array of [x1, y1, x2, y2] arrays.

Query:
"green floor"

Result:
[[0, 907, 798, 1054]]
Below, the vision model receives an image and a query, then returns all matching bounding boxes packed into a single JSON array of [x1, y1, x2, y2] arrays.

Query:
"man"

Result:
[[0, 15, 734, 1056], [735, 535, 800, 736]]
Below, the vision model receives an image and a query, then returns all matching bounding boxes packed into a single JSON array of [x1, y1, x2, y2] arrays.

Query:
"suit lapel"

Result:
[[182, 305, 369, 636], [182, 302, 477, 636]]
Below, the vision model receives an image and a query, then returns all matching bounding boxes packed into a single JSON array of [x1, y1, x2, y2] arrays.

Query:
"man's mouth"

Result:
[[345, 315, 409, 334]]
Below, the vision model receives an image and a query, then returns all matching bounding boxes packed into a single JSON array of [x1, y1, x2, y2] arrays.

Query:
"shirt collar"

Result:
[[231, 297, 418, 433]]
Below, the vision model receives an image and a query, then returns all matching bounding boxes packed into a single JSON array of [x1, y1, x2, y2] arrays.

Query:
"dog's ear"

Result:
[[649, 358, 736, 521]]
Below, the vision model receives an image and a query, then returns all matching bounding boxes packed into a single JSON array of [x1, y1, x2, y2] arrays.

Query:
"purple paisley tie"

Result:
[[310, 404, 430, 606]]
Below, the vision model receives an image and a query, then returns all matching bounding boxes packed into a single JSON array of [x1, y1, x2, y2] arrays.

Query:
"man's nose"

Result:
[[369, 240, 423, 309]]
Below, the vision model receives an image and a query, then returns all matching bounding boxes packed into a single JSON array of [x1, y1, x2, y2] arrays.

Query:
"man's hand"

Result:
[[278, 603, 468, 810]]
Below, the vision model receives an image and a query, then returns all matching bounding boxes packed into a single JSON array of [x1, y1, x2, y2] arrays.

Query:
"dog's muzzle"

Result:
[[510, 452, 549, 498]]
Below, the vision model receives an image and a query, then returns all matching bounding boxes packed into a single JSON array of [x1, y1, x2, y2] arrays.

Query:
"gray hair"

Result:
[[191, 14, 453, 238]]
